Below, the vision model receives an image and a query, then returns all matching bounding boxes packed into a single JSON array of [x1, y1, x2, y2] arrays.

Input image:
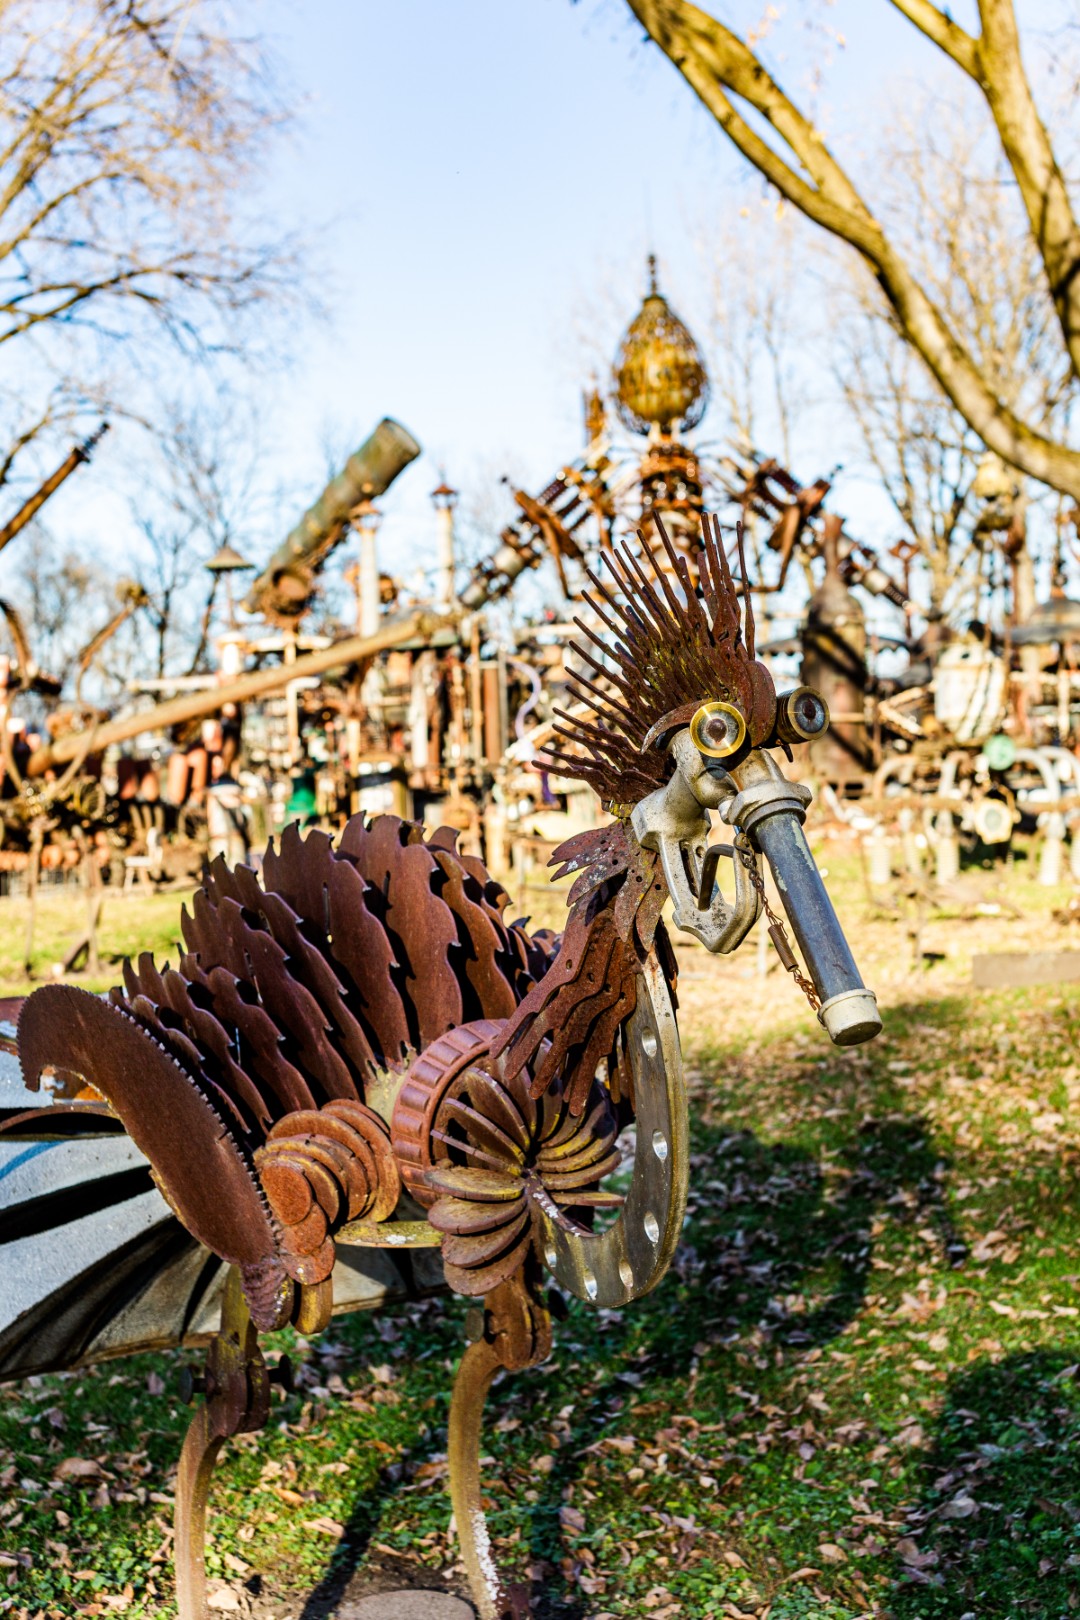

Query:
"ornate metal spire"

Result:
[[613, 255, 710, 437]]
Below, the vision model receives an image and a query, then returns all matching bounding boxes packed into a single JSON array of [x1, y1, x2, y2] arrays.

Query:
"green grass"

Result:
[[0, 886, 191, 999], [5, 848, 1080, 1616]]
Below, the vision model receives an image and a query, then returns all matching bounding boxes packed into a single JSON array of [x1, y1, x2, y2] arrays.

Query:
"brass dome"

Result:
[[613, 255, 710, 436]]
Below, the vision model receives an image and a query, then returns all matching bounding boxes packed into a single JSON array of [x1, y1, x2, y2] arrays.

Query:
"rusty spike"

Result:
[[220, 860, 379, 1080], [153, 968, 273, 1133], [430, 849, 518, 1022], [191, 893, 359, 1102], [108, 986, 255, 1140], [274, 821, 412, 1068], [183, 960, 317, 1118]]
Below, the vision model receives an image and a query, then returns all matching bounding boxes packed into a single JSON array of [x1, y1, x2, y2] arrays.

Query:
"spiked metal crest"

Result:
[[543, 514, 777, 806]]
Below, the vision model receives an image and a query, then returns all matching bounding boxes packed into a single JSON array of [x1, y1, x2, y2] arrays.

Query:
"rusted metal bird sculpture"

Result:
[[10, 514, 880, 1620]]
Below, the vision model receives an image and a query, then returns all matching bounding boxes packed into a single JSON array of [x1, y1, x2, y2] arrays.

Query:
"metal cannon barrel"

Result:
[[0, 424, 109, 558], [243, 417, 421, 619]]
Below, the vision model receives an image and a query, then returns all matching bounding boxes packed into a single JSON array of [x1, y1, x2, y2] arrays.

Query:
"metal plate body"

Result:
[[0, 1036, 443, 1380]]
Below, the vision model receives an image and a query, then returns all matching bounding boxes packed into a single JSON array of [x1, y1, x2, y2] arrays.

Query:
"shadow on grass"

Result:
[[651, 1102, 967, 1370], [293, 1476, 462, 1618], [236, 994, 1059, 1614], [471, 1105, 973, 1614], [887, 1348, 1080, 1619], [287, 1109, 893, 1617], [253, 1013, 1078, 1615]]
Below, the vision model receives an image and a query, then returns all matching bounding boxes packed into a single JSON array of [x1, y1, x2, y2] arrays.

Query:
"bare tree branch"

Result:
[[0, 0, 299, 487], [624, 0, 1080, 499], [971, 0, 1080, 376], [889, 0, 1080, 375], [888, 0, 979, 75]]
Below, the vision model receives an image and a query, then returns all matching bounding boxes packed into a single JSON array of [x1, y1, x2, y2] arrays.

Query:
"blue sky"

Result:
[[237, 0, 938, 582], [15, 0, 1068, 618]]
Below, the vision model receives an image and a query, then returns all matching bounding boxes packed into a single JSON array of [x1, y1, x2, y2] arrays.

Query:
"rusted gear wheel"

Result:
[[394, 1025, 621, 1297], [391, 955, 688, 1309], [391, 1020, 506, 1209]]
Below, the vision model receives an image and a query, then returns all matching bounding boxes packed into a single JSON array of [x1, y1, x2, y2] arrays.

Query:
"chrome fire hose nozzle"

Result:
[[722, 751, 882, 1047]]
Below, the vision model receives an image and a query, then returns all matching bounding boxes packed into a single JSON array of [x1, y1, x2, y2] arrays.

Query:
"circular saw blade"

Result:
[[18, 985, 277, 1268]]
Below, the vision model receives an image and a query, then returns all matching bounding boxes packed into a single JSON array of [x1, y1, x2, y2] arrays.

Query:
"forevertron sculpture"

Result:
[[16, 515, 880, 1619]]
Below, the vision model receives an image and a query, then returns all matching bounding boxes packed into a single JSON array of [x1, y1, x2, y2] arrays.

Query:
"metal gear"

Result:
[[391, 1021, 622, 1297]]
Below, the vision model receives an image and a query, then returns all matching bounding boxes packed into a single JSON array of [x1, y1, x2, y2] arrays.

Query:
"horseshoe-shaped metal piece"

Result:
[[534, 952, 688, 1308], [630, 730, 761, 953]]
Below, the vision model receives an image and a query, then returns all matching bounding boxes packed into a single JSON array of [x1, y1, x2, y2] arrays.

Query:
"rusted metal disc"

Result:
[[438, 1206, 530, 1268], [259, 1156, 313, 1225], [322, 1099, 401, 1221], [426, 1194, 527, 1237], [423, 1165, 522, 1203], [442, 1226, 534, 1298]]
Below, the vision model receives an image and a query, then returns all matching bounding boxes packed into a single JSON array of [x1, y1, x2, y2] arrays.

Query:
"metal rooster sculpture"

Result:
[[12, 515, 880, 1620]]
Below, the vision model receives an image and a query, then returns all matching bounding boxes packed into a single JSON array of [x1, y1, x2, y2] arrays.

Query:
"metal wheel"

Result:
[[536, 953, 688, 1308]]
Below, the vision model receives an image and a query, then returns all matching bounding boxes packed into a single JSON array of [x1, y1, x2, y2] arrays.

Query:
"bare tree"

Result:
[[5, 532, 126, 695], [832, 296, 982, 622], [820, 99, 1044, 622], [0, 0, 297, 489], [133, 401, 265, 676], [620, 0, 1080, 499], [697, 201, 811, 468]]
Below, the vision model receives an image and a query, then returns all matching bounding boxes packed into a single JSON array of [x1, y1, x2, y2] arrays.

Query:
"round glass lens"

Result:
[[792, 692, 827, 735], [690, 701, 746, 757], [702, 710, 740, 749]]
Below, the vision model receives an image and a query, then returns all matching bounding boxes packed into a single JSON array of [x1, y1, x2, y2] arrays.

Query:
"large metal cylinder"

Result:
[[244, 418, 421, 621], [801, 519, 872, 787]]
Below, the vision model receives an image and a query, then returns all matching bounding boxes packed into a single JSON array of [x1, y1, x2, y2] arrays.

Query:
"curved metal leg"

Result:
[[172, 1270, 271, 1620], [175, 1404, 226, 1620], [447, 1271, 552, 1620], [448, 1338, 507, 1620]]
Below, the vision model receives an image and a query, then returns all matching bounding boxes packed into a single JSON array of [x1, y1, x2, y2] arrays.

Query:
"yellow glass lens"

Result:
[[688, 701, 747, 759]]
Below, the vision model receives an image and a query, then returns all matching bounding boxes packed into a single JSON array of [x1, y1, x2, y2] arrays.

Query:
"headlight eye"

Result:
[[689, 701, 747, 759], [778, 686, 830, 742]]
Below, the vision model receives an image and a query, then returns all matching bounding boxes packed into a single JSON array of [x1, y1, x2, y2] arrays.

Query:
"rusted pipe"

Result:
[[26, 612, 453, 776], [0, 425, 109, 557]]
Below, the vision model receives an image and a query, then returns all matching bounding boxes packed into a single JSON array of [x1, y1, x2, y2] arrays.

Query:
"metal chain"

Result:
[[737, 841, 821, 1011]]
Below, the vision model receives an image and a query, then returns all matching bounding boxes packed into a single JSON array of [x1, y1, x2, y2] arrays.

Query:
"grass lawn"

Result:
[[4, 837, 1080, 1617], [0, 885, 192, 1002]]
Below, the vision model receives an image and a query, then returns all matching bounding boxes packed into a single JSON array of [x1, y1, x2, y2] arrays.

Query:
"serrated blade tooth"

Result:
[[18, 985, 277, 1269]]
